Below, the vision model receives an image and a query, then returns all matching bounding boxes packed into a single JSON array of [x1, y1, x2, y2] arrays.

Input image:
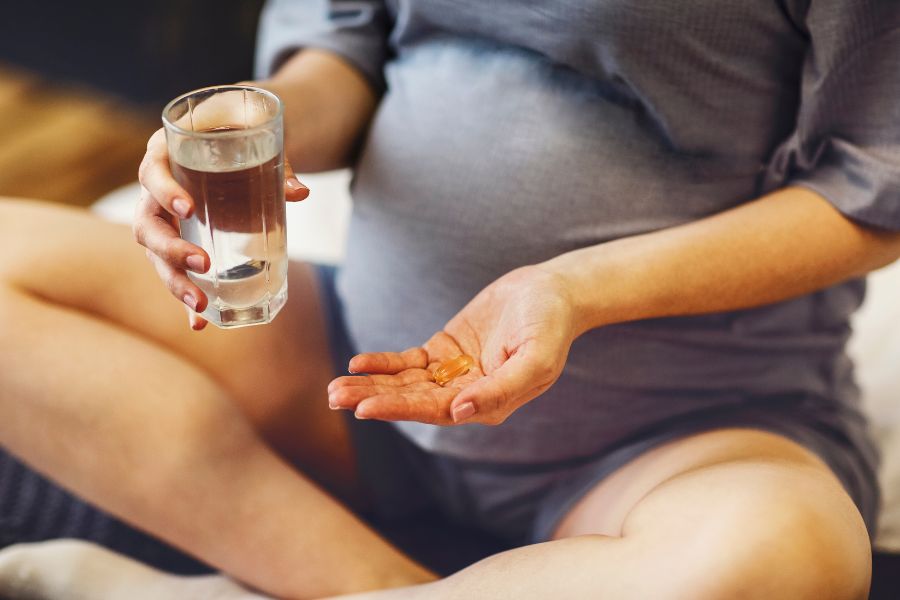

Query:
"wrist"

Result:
[[249, 79, 317, 167], [538, 242, 645, 336], [262, 49, 378, 171], [535, 251, 602, 337]]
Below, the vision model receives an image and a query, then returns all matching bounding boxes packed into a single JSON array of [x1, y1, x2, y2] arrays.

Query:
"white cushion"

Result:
[[850, 260, 900, 550]]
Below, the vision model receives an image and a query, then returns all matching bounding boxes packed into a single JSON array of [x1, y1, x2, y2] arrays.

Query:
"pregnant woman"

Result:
[[1, 1, 899, 598]]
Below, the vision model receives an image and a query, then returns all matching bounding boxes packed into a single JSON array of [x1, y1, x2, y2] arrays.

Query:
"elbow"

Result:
[[867, 230, 900, 273]]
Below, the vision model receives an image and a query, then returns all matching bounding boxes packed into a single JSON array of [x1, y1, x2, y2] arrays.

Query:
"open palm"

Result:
[[327, 266, 578, 425]]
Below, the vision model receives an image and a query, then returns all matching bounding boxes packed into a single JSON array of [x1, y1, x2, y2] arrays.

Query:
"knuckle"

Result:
[[485, 412, 508, 426], [415, 347, 429, 365], [146, 128, 165, 151], [135, 187, 154, 215], [533, 357, 557, 382], [139, 133, 169, 184], [131, 221, 146, 244], [162, 238, 183, 264], [131, 219, 151, 248], [137, 158, 149, 182], [164, 271, 181, 294], [491, 385, 512, 415]]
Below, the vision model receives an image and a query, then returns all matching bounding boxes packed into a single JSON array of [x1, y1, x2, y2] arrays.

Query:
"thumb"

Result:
[[283, 159, 309, 201], [450, 350, 551, 425]]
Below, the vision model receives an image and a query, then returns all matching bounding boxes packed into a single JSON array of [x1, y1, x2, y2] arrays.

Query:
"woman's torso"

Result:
[[336, 0, 866, 462]]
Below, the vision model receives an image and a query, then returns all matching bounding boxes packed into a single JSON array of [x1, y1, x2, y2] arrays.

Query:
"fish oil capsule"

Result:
[[433, 355, 476, 386]]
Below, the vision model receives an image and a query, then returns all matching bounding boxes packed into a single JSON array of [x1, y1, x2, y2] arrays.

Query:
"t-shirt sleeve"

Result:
[[766, 0, 900, 230], [254, 0, 392, 92]]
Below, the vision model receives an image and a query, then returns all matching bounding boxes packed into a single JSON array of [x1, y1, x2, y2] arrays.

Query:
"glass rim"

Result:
[[161, 85, 284, 139]]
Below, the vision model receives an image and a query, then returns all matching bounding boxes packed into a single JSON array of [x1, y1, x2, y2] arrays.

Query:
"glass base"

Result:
[[199, 281, 288, 329]]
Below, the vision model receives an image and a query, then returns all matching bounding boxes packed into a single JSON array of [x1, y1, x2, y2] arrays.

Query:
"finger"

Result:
[[327, 369, 433, 393], [283, 159, 309, 202], [348, 347, 429, 374], [149, 254, 208, 314], [329, 381, 435, 410], [137, 129, 194, 219], [134, 188, 209, 272], [185, 306, 208, 331], [451, 351, 556, 425], [134, 185, 178, 229], [354, 388, 459, 424]]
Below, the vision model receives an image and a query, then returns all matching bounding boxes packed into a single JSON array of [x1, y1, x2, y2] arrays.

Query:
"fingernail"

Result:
[[285, 177, 308, 191], [354, 410, 370, 420], [186, 255, 205, 272], [172, 198, 191, 219], [452, 402, 476, 423], [183, 293, 197, 311]]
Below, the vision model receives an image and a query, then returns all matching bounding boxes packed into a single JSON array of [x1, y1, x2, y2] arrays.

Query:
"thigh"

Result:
[[0, 198, 355, 496]]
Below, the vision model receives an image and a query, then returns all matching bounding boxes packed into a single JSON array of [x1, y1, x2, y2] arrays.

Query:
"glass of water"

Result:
[[162, 85, 288, 328]]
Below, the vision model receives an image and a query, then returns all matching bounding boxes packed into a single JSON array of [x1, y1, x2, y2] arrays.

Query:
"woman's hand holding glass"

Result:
[[134, 89, 309, 330]]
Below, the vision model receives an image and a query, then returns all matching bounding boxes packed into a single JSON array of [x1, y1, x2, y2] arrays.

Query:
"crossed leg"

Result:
[[331, 431, 871, 600], [0, 198, 433, 598], [0, 199, 872, 599]]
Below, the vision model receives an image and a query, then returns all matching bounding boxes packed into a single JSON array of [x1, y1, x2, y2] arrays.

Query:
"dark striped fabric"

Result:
[[0, 448, 211, 575]]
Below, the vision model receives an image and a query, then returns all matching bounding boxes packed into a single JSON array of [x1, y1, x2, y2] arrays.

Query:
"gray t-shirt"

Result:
[[257, 1, 900, 463]]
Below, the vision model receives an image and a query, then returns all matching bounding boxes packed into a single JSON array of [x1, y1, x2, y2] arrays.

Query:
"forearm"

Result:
[[543, 186, 900, 335], [258, 49, 379, 172]]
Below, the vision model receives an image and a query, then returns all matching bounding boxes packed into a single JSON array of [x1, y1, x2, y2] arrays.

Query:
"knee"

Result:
[[0, 198, 90, 289], [0, 196, 30, 233], [688, 474, 871, 600], [0, 198, 38, 282], [0, 201, 16, 280], [0, 283, 20, 314]]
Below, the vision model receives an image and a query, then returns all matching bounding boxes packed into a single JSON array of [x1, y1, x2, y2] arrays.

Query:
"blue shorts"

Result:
[[315, 265, 879, 544]]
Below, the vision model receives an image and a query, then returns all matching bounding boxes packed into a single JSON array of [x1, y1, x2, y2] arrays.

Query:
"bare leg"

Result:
[[330, 429, 871, 599], [0, 198, 434, 598], [1, 198, 354, 494]]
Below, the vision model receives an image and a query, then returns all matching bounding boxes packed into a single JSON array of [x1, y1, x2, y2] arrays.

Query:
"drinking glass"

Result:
[[162, 85, 287, 328]]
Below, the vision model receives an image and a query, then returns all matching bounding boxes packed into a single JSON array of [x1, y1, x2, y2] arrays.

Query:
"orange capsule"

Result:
[[432, 354, 476, 386]]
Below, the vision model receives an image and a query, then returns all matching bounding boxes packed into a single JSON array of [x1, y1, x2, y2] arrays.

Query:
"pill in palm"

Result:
[[433, 355, 476, 386]]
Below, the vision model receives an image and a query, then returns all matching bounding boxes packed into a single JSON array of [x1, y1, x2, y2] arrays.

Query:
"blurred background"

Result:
[[0, 0, 265, 207]]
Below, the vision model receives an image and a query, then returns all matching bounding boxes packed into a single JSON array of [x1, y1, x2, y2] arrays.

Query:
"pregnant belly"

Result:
[[339, 40, 762, 349]]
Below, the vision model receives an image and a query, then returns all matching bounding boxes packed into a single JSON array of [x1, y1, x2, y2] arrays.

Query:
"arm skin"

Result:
[[259, 49, 379, 172], [327, 183, 900, 427], [543, 186, 900, 335], [329, 187, 900, 425]]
